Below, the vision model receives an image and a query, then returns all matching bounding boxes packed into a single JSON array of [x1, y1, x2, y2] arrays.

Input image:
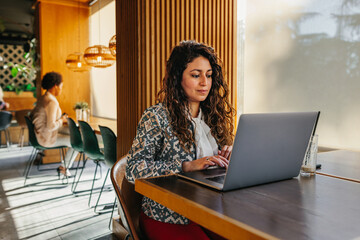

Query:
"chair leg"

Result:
[[36, 150, 44, 171], [108, 197, 117, 230], [94, 168, 110, 213], [72, 157, 88, 193], [20, 127, 25, 149], [60, 148, 69, 184], [5, 129, 11, 149], [71, 152, 83, 191], [88, 161, 100, 207], [98, 162, 103, 179], [24, 149, 39, 185], [23, 148, 35, 176]]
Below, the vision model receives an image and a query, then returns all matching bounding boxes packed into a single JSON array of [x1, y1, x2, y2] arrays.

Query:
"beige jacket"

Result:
[[30, 92, 63, 147]]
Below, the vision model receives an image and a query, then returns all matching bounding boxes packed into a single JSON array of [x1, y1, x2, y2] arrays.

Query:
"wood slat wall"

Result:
[[116, 0, 237, 156]]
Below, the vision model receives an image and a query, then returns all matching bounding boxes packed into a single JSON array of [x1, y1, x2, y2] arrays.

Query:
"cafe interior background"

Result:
[[0, 0, 359, 238]]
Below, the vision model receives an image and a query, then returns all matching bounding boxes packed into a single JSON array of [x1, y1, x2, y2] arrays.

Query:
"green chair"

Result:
[[67, 117, 87, 193], [95, 126, 118, 217], [23, 116, 67, 185], [0, 111, 13, 149], [78, 120, 105, 207]]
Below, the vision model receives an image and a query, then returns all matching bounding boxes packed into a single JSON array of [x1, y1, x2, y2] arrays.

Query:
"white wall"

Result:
[[89, 0, 116, 119], [243, 0, 360, 150]]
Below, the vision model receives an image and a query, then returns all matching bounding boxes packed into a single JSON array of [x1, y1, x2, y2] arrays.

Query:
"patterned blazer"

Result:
[[126, 103, 199, 224]]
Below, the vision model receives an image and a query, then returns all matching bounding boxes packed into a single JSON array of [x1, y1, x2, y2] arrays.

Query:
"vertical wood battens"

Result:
[[161, 0, 166, 93], [117, 0, 237, 156], [137, 0, 142, 118], [190, 0, 194, 40], [116, 0, 138, 156], [203, 0, 207, 44], [175, 0, 180, 49], [180, 1, 185, 41], [150, 0, 155, 106]]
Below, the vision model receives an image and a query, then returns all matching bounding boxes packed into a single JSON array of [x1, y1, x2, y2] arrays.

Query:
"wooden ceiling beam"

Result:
[[36, 0, 90, 9]]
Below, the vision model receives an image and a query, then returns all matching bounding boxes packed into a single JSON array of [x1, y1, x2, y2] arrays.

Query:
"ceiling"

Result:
[[0, 0, 94, 45], [0, 0, 34, 44]]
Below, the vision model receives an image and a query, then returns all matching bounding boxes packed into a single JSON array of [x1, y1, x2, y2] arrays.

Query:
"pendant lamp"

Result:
[[84, 45, 115, 68], [66, 52, 90, 72], [108, 35, 116, 56], [65, 1, 90, 72], [84, 0, 115, 68]]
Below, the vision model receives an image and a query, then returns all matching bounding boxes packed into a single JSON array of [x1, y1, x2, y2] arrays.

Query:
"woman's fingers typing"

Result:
[[218, 145, 233, 160], [206, 155, 229, 169]]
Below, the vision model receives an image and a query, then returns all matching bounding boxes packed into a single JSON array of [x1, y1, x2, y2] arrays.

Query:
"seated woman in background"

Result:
[[126, 40, 235, 240], [0, 85, 10, 110], [30, 72, 78, 176]]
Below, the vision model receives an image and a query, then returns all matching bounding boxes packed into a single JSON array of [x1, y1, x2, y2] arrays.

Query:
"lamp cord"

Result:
[[98, 0, 101, 44], [78, 0, 80, 51]]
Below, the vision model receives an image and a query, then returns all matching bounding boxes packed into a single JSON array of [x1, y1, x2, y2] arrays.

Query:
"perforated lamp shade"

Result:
[[108, 35, 116, 56], [83, 45, 116, 68], [65, 52, 91, 72]]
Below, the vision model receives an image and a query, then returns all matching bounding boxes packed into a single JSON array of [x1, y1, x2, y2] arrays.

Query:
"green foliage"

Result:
[[4, 83, 37, 98], [7, 62, 36, 81], [73, 101, 89, 110], [3, 38, 38, 98]]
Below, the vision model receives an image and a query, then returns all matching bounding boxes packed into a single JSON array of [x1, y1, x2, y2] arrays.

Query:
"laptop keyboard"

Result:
[[206, 175, 225, 184]]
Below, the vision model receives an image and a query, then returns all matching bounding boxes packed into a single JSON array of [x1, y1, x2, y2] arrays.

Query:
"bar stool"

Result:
[[23, 116, 67, 185], [78, 120, 105, 207], [0, 111, 13, 149]]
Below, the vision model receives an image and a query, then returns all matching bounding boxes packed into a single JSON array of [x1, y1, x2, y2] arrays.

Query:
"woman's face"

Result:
[[181, 56, 212, 105], [54, 82, 63, 96]]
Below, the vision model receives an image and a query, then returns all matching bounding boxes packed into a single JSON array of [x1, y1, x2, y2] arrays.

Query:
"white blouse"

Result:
[[31, 92, 63, 147], [191, 109, 219, 159]]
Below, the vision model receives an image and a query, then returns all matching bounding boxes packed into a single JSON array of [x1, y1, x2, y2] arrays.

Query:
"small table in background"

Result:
[[86, 116, 117, 135], [317, 150, 360, 183]]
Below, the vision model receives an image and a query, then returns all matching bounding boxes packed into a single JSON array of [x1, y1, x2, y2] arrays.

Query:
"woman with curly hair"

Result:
[[30, 72, 78, 176], [126, 40, 234, 240]]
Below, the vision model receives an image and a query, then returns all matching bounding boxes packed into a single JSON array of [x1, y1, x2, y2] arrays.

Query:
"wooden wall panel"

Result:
[[38, 1, 90, 117], [116, 0, 237, 156]]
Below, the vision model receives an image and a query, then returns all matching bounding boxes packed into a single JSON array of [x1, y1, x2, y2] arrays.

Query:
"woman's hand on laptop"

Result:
[[182, 155, 229, 172], [218, 145, 233, 160]]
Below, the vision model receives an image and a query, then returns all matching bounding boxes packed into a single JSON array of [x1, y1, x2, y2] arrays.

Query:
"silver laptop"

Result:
[[178, 111, 320, 191]]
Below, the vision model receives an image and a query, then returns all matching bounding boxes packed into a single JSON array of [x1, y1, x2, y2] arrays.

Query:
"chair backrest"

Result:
[[15, 109, 32, 128], [67, 118, 83, 152], [0, 111, 13, 131], [99, 125, 117, 168], [24, 116, 41, 148], [78, 120, 103, 160], [111, 158, 143, 240]]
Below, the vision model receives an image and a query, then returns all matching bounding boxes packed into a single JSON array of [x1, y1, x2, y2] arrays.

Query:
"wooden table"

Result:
[[66, 116, 117, 135], [87, 116, 117, 134], [136, 175, 360, 240], [317, 150, 360, 183]]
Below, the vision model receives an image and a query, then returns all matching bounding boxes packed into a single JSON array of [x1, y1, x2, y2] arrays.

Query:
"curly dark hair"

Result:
[[157, 40, 235, 151], [41, 72, 63, 90]]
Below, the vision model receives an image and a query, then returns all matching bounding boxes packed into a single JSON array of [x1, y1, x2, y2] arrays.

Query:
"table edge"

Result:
[[135, 176, 279, 240]]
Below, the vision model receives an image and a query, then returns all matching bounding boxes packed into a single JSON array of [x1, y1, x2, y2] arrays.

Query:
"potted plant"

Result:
[[73, 101, 90, 122]]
